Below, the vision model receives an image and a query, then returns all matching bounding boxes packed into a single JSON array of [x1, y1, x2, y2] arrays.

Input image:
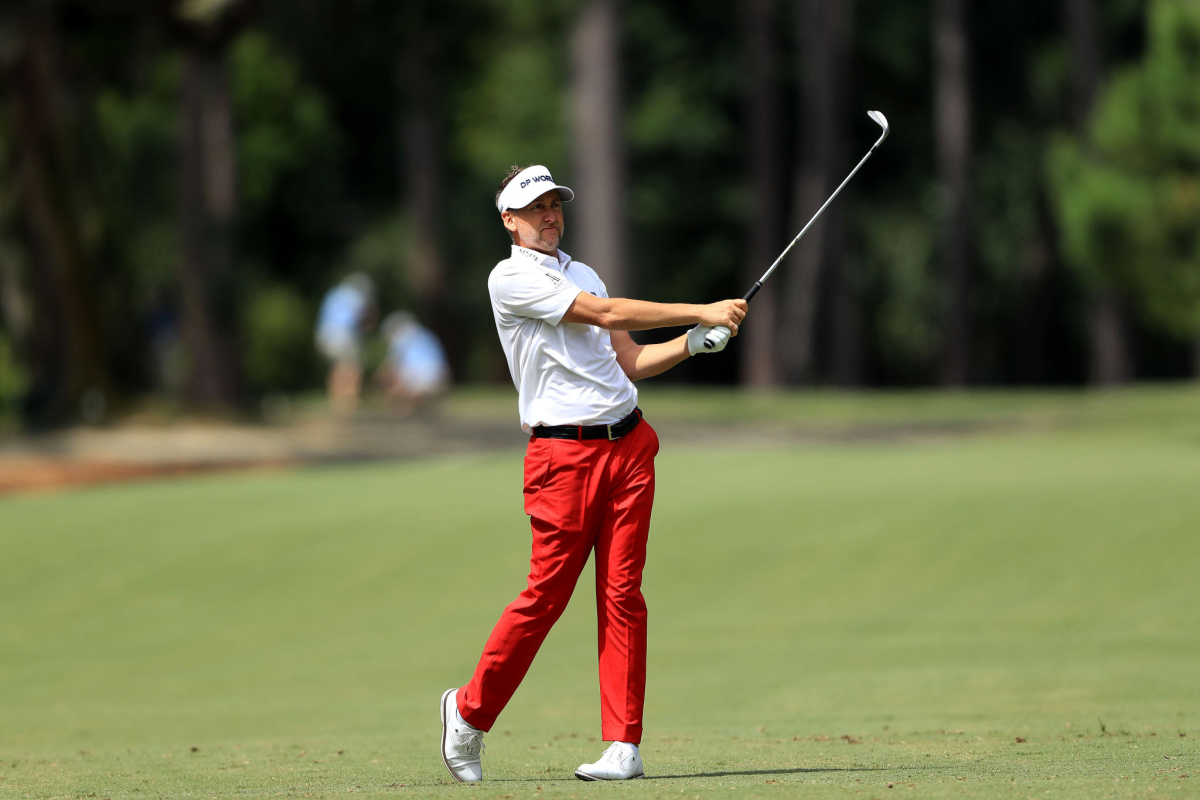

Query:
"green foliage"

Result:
[[626, 62, 733, 156], [857, 0, 931, 83], [1047, 137, 1159, 286], [455, 46, 570, 179], [1047, 0, 1200, 337], [859, 199, 943, 382], [239, 283, 316, 392], [453, 4, 574, 181], [93, 31, 346, 395], [622, 4, 741, 305], [976, 125, 1045, 287], [334, 212, 414, 316], [97, 31, 344, 291], [0, 112, 32, 417], [973, 124, 1050, 379], [16, 0, 1199, 395], [95, 58, 180, 299], [231, 32, 342, 224], [229, 31, 347, 293]]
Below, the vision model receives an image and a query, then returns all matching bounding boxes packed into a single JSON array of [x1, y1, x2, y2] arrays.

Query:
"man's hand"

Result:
[[687, 300, 746, 355], [697, 300, 747, 334], [688, 325, 730, 355]]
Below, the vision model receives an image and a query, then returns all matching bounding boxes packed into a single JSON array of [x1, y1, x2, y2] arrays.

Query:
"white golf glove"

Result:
[[688, 324, 731, 355]]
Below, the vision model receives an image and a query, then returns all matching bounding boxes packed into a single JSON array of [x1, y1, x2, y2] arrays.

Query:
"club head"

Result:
[[868, 110, 890, 145]]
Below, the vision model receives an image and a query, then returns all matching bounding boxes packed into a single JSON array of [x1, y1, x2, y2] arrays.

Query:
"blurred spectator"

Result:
[[315, 273, 377, 415], [376, 311, 449, 415]]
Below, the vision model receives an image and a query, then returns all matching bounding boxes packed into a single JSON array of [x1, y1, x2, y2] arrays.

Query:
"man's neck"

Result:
[[514, 241, 559, 260]]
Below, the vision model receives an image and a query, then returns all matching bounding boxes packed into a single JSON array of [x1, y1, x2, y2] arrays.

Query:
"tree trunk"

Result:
[[738, 0, 782, 388], [934, 0, 972, 387], [778, 0, 852, 384], [1065, 0, 1102, 128], [401, 112, 443, 306], [570, 0, 628, 297], [1014, 208, 1054, 384], [399, 108, 457, 373], [0, 245, 32, 346], [397, 3, 453, 368], [825, 3, 860, 388], [1065, 0, 1132, 385], [1089, 288, 1130, 385], [828, 238, 863, 386], [178, 45, 239, 407], [0, 3, 110, 418]]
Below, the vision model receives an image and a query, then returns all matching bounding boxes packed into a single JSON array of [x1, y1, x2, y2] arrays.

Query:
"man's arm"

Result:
[[610, 326, 750, 380], [562, 292, 746, 333], [609, 330, 690, 381]]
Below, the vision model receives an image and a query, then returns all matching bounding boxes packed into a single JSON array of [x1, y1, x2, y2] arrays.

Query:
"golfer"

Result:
[[441, 164, 746, 782]]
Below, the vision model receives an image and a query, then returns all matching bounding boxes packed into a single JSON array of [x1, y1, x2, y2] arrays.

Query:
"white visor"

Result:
[[496, 165, 575, 212]]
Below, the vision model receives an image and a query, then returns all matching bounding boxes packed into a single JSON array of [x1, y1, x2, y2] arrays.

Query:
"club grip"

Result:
[[703, 281, 760, 349]]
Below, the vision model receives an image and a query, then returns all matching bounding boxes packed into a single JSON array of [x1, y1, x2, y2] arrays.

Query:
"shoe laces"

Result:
[[600, 741, 635, 764], [453, 726, 485, 758]]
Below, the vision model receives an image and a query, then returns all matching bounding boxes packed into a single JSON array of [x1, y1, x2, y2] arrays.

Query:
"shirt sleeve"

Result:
[[491, 265, 583, 326]]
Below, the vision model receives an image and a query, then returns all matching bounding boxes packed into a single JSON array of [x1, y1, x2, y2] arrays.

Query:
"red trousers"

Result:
[[457, 418, 659, 744]]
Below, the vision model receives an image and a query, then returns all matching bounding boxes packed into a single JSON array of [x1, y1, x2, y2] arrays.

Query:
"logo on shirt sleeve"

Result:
[[545, 272, 563, 286]]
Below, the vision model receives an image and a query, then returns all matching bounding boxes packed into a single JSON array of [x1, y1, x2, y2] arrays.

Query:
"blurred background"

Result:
[[3, 4, 1199, 792], [1, 0, 1199, 432]]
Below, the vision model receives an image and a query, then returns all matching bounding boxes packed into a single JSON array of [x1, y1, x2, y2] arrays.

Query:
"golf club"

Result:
[[703, 110, 890, 350]]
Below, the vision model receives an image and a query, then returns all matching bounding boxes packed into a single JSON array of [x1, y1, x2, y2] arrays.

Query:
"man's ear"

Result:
[[501, 211, 517, 233]]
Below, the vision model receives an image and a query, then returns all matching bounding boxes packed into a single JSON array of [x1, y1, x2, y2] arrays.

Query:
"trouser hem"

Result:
[[456, 691, 493, 732], [602, 725, 642, 745]]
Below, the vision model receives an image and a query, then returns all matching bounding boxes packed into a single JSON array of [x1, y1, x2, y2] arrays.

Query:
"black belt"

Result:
[[533, 408, 643, 441]]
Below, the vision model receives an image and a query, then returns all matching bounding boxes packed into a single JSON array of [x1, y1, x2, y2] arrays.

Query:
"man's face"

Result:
[[502, 189, 564, 254]]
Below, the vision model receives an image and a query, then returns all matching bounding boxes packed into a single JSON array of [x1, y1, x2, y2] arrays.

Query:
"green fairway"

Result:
[[2, 392, 1198, 798]]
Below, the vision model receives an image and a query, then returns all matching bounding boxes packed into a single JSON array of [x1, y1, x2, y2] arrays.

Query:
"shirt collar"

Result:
[[511, 245, 572, 272]]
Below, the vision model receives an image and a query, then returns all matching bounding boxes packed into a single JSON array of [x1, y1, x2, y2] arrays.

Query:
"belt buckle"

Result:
[[607, 423, 616, 441]]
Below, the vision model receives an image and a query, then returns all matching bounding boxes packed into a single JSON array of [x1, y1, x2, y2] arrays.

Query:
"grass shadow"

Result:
[[651, 766, 903, 779], [486, 765, 936, 783]]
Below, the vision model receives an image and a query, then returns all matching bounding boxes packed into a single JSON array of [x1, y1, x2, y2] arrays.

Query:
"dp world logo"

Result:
[[520, 174, 554, 190]]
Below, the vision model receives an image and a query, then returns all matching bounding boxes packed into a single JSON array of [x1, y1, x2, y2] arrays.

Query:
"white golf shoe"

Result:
[[440, 689, 484, 782], [575, 741, 646, 781]]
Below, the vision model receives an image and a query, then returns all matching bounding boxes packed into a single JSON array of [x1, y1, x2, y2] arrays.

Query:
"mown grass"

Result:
[[2, 389, 1198, 798]]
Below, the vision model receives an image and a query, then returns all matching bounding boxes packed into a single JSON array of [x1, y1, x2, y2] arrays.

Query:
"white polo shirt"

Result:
[[489, 245, 638, 432]]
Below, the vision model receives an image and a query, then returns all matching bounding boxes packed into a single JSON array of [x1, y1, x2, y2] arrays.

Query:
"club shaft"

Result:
[[702, 113, 887, 349], [750, 141, 882, 293]]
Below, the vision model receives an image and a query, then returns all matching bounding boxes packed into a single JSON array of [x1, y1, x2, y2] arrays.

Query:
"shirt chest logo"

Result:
[[545, 271, 564, 286]]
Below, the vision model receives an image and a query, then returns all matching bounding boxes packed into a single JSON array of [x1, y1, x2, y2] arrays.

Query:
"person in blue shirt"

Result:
[[377, 311, 449, 414], [315, 273, 376, 414]]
